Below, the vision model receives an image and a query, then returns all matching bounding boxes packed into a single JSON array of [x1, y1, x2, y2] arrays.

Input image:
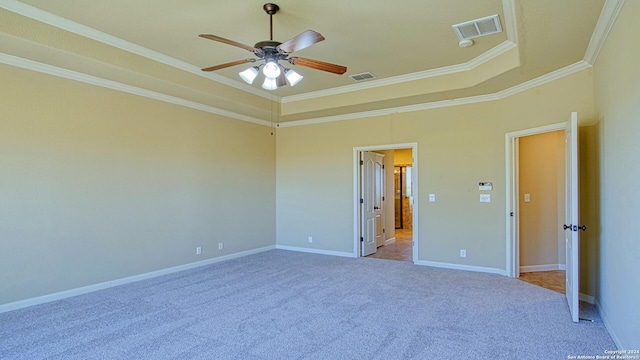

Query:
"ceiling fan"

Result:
[[199, 3, 347, 90]]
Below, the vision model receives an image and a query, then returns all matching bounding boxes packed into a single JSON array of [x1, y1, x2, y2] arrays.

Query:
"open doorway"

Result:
[[516, 130, 566, 294], [506, 113, 581, 322], [354, 143, 418, 263]]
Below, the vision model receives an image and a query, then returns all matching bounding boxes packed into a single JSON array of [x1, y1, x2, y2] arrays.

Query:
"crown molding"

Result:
[[1, 0, 615, 129], [278, 61, 591, 128], [281, 41, 517, 104], [2, 0, 615, 108], [1, 50, 590, 130], [584, 0, 626, 65], [0, 0, 277, 101], [281, 0, 519, 104], [1, 0, 520, 105], [497, 60, 591, 98], [0, 52, 271, 126], [501, 0, 518, 43]]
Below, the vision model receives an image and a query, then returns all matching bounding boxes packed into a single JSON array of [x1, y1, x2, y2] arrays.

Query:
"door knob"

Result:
[[563, 224, 587, 231]]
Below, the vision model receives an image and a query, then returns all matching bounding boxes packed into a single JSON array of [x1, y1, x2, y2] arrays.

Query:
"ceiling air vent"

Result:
[[349, 72, 376, 82], [452, 14, 502, 41]]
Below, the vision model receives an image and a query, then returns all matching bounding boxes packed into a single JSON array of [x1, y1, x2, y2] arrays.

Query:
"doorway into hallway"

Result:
[[358, 147, 414, 263]]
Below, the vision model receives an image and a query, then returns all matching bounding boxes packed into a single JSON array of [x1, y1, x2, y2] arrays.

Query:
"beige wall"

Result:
[[593, 0, 640, 349], [276, 69, 596, 272], [518, 131, 565, 269], [0, 64, 276, 306]]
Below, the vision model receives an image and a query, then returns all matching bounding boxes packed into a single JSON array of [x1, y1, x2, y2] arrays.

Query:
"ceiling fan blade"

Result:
[[201, 59, 254, 72], [276, 70, 287, 87], [277, 30, 325, 54], [289, 57, 347, 75], [199, 34, 257, 52]]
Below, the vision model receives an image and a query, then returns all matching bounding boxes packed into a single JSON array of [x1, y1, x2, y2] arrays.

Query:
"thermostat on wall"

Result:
[[479, 182, 493, 191]]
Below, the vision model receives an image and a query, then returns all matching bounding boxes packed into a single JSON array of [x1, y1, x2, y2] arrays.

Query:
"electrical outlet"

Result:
[[218, 242, 224, 250], [308, 236, 313, 243], [460, 249, 467, 258], [196, 247, 201, 255]]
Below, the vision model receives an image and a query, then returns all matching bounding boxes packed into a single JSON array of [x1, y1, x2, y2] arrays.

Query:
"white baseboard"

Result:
[[276, 245, 357, 258], [0, 245, 276, 314], [384, 237, 396, 245], [414, 260, 507, 276], [579, 293, 595, 305], [520, 264, 566, 272], [595, 298, 624, 350]]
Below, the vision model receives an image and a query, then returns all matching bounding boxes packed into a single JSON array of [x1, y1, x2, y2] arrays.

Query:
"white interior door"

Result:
[[361, 151, 383, 256], [564, 112, 580, 323], [374, 154, 385, 248]]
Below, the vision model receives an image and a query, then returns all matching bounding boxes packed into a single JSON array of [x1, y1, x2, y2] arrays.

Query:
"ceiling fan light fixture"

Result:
[[239, 66, 259, 84], [262, 77, 278, 90], [199, 3, 347, 90], [263, 61, 281, 79], [284, 68, 303, 86]]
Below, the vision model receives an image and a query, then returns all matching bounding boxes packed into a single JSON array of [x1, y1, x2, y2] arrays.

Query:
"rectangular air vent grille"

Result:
[[452, 14, 502, 41], [349, 72, 376, 81]]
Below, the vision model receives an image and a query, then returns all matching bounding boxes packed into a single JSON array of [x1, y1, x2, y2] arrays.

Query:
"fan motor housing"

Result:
[[254, 40, 282, 49]]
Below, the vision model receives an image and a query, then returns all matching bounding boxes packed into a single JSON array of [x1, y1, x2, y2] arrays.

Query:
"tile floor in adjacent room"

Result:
[[366, 229, 413, 262], [368, 231, 566, 295], [518, 270, 566, 294]]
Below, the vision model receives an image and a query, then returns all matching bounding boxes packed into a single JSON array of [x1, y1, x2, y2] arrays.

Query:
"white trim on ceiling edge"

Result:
[[0, 51, 589, 128], [277, 61, 592, 128], [0, 245, 276, 314], [280, 41, 517, 103], [0, 0, 518, 103], [584, 0, 626, 65], [0, 0, 623, 128], [280, 0, 520, 103], [0, 0, 272, 101], [0, 53, 270, 127]]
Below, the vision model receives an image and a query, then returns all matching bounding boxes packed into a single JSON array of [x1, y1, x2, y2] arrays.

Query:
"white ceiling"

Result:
[[0, 0, 609, 122]]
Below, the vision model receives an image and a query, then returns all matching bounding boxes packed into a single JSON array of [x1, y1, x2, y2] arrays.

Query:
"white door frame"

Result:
[[505, 123, 565, 278], [354, 143, 419, 262]]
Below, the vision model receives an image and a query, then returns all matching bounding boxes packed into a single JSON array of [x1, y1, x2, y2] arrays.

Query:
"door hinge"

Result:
[[360, 160, 363, 166], [382, 164, 385, 169], [510, 212, 514, 217], [360, 198, 364, 204], [360, 237, 364, 242], [383, 228, 385, 233], [382, 196, 385, 201]]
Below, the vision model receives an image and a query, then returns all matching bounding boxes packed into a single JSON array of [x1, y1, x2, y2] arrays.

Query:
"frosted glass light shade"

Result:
[[284, 69, 303, 86], [262, 77, 278, 90], [263, 61, 281, 78], [239, 67, 259, 84]]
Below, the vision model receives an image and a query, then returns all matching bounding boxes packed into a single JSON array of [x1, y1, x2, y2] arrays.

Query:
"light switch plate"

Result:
[[480, 194, 491, 203], [429, 194, 436, 202], [524, 193, 531, 202]]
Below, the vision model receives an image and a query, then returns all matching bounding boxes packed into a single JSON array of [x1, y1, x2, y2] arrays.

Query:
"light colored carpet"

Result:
[[0, 250, 615, 359]]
